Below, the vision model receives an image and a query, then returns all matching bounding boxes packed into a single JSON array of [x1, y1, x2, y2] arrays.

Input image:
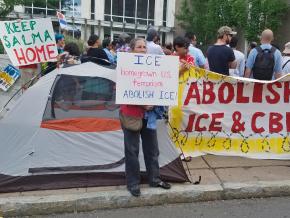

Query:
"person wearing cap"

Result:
[[245, 29, 283, 80], [146, 28, 164, 55], [282, 42, 290, 75], [207, 26, 237, 75]]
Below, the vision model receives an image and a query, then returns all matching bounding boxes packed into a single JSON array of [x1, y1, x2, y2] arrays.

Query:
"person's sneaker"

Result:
[[150, 181, 171, 189], [128, 185, 141, 197]]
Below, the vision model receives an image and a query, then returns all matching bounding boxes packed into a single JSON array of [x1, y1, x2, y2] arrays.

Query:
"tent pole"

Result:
[[167, 121, 201, 185]]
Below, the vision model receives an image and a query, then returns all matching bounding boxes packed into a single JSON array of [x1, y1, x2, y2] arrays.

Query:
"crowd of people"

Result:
[[17, 25, 290, 197], [34, 25, 290, 82]]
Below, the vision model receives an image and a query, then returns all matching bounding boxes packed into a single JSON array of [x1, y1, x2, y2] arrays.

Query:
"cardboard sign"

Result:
[[0, 18, 58, 66], [116, 53, 179, 106], [0, 64, 20, 91], [169, 66, 290, 159]]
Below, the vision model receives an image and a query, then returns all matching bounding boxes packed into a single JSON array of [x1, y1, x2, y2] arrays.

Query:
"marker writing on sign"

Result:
[[134, 55, 161, 66], [123, 90, 155, 99], [159, 91, 177, 100]]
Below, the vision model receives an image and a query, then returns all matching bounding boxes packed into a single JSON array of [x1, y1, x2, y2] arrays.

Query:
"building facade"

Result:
[[13, 0, 176, 43]]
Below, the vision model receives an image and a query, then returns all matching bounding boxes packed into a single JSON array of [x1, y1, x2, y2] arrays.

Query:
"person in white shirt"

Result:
[[146, 28, 165, 55], [282, 42, 290, 75], [229, 36, 245, 77]]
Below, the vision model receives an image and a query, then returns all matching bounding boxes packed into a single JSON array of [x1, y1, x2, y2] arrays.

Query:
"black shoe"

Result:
[[150, 181, 171, 189], [128, 186, 141, 197]]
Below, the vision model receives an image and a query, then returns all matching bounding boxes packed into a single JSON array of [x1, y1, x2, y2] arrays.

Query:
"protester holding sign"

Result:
[[119, 38, 171, 197], [173, 36, 195, 76]]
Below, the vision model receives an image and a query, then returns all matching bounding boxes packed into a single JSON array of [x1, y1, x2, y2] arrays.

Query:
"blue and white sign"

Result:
[[0, 64, 20, 91]]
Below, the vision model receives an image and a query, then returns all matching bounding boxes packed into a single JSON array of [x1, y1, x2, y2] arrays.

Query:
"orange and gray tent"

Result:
[[0, 62, 189, 193]]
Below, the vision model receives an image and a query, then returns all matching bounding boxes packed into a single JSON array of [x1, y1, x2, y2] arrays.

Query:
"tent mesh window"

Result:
[[42, 75, 119, 121]]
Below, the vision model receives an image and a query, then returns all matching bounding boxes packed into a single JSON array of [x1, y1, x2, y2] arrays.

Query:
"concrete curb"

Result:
[[1, 181, 290, 217]]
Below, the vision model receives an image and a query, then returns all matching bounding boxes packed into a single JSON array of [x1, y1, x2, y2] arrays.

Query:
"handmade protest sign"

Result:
[[0, 64, 20, 91], [116, 53, 179, 106], [0, 18, 58, 66], [169, 67, 290, 159]]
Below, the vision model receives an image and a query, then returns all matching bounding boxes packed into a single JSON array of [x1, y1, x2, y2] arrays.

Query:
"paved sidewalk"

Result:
[[1, 155, 290, 217]]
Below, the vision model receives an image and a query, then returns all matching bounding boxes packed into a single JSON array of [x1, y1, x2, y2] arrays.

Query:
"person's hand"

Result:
[[143, 105, 154, 111], [180, 59, 191, 70]]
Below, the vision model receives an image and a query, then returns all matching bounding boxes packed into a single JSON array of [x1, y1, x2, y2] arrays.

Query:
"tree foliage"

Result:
[[176, 0, 289, 45], [0, 0, 25, 17]]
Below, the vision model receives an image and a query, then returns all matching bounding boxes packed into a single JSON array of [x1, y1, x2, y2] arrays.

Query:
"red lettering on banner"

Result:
[[12, 45, 57, 66], [185, 114, 196, 132], [287, 112, 290, 132], [209, 113, 224, 131], [35, 45, 47, 62], [285, 81, 290, 103], [46, 44, 58, 59], [266, 82, 282, 104], [251, 112, 265, 133], [252, 83, 264, 103], [202, 81, 215, 104], [218, 83, 234, 104], [269, 112, 283, 133], [195, 114, 209, 131], [26, 47, 37, 62], [184, 82, 200, 105], [236, 83, 249, 103], [185, 113, 224, 132], [13, 48, 27, 65]]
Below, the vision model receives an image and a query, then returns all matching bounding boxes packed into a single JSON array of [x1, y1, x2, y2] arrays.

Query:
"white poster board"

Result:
[[0, 18, 58, 66], [116, 53, 179, 106]]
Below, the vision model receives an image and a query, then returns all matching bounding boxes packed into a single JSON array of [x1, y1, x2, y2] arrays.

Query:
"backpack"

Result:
[[252, 46, 276, 80]]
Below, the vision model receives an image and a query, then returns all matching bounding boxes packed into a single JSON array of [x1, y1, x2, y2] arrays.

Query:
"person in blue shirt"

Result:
[[245, 29, 283, 80], [102, 39, 116, 64], [185, 32, 206, 68]]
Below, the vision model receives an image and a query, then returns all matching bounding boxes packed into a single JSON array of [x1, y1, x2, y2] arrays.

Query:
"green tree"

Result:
[[0, 0, 25, 17], [177, 0, 288, 46], [246, 0, 288, 42]]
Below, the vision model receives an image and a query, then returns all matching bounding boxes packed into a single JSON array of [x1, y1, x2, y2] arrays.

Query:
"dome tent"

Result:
[[0, 62, 188, 193]]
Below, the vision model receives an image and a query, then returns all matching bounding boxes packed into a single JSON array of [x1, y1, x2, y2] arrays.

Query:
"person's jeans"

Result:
[[123, 119, 161, 189]]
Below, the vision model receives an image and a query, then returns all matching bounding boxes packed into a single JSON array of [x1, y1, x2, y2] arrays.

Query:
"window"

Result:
[[148, 0, 155, 20], [102, 0, 154, 24], [137, 0, 147, 18], [163, 0, 167, 26], [104, 0, 111, 21], [62, 0, 82, 17], [112, 0, 124, 22], [125, 0, 136, 23], [43, 75, 119, 121], [23, 0, 82, 17]]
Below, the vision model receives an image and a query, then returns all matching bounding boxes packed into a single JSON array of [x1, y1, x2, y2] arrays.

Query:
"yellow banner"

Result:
[[169, 67, 290, 159]]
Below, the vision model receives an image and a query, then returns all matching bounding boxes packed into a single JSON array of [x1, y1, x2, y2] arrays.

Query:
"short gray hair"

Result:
[[129, 38, 146, 51]]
